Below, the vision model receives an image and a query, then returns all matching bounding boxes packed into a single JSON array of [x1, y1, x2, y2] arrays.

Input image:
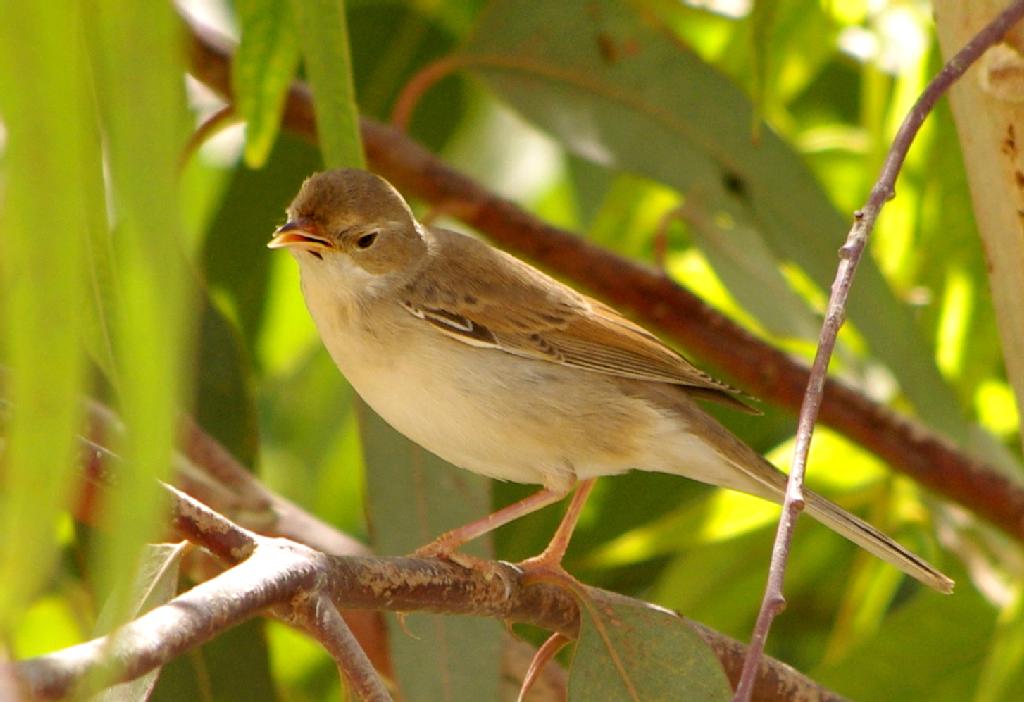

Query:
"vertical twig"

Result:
[[733, 3, 1024, 700], [294, 592, 394, 702]]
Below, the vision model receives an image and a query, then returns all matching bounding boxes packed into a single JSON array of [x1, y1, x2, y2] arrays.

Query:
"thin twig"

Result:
[[181, 18, 1024, 546], [293, 592, 394, 702], [732, 3, 1024, 700]]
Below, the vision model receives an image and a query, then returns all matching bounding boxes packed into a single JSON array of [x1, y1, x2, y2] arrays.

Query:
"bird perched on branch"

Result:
[[268, 168, 952, 594]]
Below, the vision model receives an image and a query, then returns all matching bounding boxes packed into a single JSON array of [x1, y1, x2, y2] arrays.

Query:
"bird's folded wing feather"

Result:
[[399, 228, 755, 412]]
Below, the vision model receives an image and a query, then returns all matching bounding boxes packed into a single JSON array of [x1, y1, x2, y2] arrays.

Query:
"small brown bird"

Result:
[[268, 168, 952, 593]]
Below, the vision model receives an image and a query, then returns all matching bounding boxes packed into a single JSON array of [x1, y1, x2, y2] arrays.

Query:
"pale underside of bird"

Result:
[[269, 168, 953, 594]]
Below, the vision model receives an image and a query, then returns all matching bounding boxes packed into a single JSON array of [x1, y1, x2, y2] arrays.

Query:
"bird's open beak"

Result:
[[267, 219, 332, 251]]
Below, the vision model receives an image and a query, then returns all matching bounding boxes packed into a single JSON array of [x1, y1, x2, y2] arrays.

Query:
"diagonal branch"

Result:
[[182, 18, 1024, 545], [734, 2, 1024, 698], [293, 592, 394, 702]]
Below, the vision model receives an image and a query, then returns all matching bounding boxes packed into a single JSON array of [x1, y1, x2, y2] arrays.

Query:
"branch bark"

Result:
[[934, 0, 1024, 459], [182, 19, 1024, 544], [9, 480, 846, 702]]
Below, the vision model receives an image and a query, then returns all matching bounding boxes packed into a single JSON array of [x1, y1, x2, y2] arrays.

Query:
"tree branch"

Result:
[[182, 18, 1024, 546], [9, 478, 846, 702], [292, 592, 394, 702], [5, 390, 848, 701]]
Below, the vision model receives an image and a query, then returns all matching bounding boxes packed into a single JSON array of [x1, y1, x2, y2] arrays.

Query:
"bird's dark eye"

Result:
[[356, 231, 378, 249]]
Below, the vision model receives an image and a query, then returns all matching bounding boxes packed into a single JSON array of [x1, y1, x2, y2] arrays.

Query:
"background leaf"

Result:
[[457, 0, 986, 456], [91, 542, 188, 702], [289, 0, 365, 168], [359, 404, 503, 702], [234, 0, 302, 167], [570, 595, 731, 702], [83, 1, 193, 617]]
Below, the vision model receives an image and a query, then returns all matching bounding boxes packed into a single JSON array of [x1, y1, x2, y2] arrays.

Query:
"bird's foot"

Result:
[[515, 550, 586, 595], [412, 540, 515, 596], [411, 535, 462, 562]]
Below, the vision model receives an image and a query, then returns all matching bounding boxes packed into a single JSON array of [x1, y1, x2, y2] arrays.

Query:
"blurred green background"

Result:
[[2, 0, 1022, 700]]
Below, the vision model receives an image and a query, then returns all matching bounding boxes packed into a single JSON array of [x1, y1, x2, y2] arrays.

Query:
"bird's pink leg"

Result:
[[517, 478, 597, 578], [414, 485, 570, 559]]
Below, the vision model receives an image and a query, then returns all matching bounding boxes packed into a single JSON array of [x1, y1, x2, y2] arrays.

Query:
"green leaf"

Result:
[[0, 2, 93, 632], [234, 0, 302, 167], [681, 194, 821, 340], [348, 2, 469, 152], [90, 543, 188, 702], [358, 403, 502, 702], [815, 585, 994, 701], [83, 0, 193, 614], [194, 295, 260, 468], [750, 0, 780, 134], [203, 133, 322, 354], [149, 620, 278, 702], [459, 0, 974, 448], [289, 0, 365, 168], [570, 594, 731, 701], [974, 584, 1024, 702]]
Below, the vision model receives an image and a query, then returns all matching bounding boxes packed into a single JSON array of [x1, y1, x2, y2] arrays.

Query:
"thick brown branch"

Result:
[[184, 20, 1024, 543], [77, 397, 835, 700], [11, 481, 844, 702]]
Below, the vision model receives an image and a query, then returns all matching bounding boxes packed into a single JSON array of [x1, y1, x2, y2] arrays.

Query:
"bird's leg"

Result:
[[517, 478, 597, 581], [414, 485, 570, 560]]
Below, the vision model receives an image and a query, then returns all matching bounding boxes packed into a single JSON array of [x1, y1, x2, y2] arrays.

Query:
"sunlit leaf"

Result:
[[0, 2, 93, 632], [234, 0, 301, 167], [289, 0, 364, 168], [83, 0, 192, 617]]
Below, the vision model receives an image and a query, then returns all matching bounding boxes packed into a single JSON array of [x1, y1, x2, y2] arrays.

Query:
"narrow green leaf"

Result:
[[570, 594, 731, 701], [83, 1, 193, 612], [289, 0, 365, 168], [234, 0, 302, 167], [359, 404, 502, 702], [193, 295, 260, 468], [0, 2, 92, 632]]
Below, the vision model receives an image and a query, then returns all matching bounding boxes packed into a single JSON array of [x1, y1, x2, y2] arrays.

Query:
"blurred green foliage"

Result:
[[1, 0, 1022, 700]]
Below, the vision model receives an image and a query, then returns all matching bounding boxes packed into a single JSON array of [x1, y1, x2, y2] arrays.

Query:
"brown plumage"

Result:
[[269, 168, 953, 594]]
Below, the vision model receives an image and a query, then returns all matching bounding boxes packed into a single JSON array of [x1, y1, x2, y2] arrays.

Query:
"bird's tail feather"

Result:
[[713, 440, 953, 593], [802, 488, 953, 593], [664, 390, 953, 592]]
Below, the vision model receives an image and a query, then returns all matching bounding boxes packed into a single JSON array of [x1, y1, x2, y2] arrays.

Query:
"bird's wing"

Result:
[[399, 228, 756, 412]]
